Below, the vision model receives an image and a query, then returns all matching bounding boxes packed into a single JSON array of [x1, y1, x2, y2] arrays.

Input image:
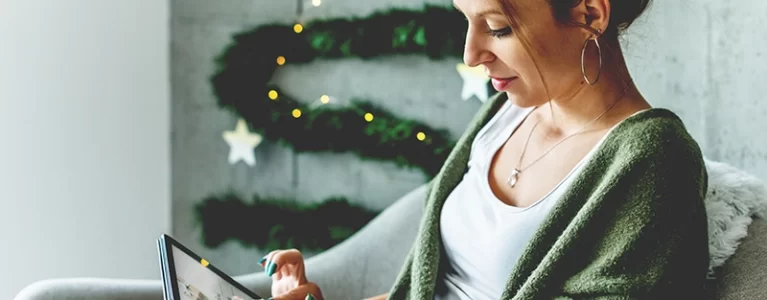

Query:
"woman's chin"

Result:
[[506, 93, 536, 108]]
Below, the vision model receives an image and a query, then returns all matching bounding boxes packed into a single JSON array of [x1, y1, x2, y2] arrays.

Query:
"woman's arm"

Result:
[[552, 142, 710, 299]]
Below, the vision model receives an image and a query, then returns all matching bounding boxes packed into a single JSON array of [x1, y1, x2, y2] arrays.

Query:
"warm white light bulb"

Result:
[[312, 0, 321, 7]]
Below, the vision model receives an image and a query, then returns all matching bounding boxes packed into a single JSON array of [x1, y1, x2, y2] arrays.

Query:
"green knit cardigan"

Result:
[[387, 92, 710, 300]]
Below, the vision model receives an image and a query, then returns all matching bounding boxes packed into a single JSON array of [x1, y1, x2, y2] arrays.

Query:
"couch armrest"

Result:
[[14, 278, 163, 300], [714, 217, 767, 300], [14, 184, 427, 300], [236, 183, 428, 299]]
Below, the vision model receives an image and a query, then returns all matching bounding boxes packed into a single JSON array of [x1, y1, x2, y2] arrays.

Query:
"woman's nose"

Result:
[[463, 31, 494, 67]]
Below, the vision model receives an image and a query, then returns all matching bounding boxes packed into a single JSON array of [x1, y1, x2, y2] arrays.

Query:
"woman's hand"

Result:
[[258, 249, 324, 300]]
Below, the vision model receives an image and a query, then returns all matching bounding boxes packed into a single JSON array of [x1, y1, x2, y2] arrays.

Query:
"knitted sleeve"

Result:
[[552, 132, 709, 299]]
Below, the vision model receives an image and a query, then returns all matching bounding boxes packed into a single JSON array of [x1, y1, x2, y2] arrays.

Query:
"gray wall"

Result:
[[623, 0, 767, 172], [171, 0, 767, 276], [1, 1, 171, 299]]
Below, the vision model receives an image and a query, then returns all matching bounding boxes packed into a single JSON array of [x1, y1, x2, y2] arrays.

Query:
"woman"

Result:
[[256, 0, 710, 299]]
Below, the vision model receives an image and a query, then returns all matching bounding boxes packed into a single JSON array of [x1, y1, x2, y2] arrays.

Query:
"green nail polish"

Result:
[[258, 257, 266, 265], [305, 293, 315, 300], [266, 262, 277, 276]]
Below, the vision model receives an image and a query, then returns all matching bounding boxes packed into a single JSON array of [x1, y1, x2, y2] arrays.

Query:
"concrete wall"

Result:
[[170, 0, 767, 276], [0, 0, 171, 299], [624, 0, 767, 174]]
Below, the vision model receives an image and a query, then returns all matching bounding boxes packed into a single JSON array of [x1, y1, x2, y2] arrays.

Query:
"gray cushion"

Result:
[[704, 158, 767, 276]]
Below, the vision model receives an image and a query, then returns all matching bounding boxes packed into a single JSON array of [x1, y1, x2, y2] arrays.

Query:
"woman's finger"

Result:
[[270, 281, 323, 300], [258, 249, 307, 279], [259, 249, 280, 267], [270, 249, 304, 270], [259, 249, 283, 276], [269, 249, 307, 282]]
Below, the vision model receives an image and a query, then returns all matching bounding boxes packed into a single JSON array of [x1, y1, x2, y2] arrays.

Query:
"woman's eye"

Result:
[[487, 26, 512, 38]]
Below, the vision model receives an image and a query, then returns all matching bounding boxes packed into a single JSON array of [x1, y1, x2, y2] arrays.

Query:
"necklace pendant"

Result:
[[507, 168, 521, 188]]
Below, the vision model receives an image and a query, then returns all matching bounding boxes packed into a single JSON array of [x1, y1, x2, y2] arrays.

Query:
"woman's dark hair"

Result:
[[496, 0, 651, 93], [498, 0, 652, 42], [549, 0, 652, 41]]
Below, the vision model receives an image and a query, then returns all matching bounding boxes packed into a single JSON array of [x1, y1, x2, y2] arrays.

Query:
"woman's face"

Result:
[[454, 0, 590, 107]]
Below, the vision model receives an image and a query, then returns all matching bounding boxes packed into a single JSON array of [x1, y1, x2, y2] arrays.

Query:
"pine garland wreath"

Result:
[[199, 5, 471, 250], [196, 193, 379, 251], [209, 5, 467, 177]]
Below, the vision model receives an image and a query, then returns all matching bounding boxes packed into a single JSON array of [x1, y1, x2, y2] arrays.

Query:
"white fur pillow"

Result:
[[704, 158, 767, 278]]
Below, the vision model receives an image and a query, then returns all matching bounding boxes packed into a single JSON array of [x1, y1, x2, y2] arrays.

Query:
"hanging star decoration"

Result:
[[222, 119, 263, 167], [456, 63, 491, 103]]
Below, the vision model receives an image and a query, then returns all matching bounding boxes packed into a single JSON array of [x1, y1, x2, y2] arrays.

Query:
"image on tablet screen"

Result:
[[172, 246, 257, 300]]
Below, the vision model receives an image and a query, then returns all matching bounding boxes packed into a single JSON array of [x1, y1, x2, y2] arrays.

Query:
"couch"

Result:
[[15, 184, 767, 300]]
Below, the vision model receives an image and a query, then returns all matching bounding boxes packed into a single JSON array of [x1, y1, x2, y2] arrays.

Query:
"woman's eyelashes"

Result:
[[487, 26, 512, 38]]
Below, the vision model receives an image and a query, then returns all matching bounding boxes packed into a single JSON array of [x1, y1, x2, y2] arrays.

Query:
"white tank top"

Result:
[[434, 101, 614, 300]]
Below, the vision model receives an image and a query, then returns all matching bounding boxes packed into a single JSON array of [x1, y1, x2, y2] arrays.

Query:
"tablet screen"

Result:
[[170, 244, 259, 300]]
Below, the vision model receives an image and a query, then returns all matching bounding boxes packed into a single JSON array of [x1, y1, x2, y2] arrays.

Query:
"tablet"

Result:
[[157, 234, 263, 300]]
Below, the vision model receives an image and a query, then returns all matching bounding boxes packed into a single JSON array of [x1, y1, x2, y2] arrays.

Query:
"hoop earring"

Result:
[[580, 31, 602, 86]]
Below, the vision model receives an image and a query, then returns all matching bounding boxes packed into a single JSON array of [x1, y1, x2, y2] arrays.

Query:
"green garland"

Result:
[[209, 5, 467, 177], [196, 194, 378, 251], [198, 6, 469, 250]]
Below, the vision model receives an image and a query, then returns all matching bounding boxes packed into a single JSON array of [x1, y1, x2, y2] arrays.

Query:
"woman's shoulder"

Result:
[[611, 108, 696, 145], [606, 107, 705, 170]]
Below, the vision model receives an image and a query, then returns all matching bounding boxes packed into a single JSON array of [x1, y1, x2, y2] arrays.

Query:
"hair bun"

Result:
[[610, 0, 652, 33]]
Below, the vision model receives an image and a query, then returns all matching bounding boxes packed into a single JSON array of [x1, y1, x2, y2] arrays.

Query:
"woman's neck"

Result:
[[536, 53, 648, 137]]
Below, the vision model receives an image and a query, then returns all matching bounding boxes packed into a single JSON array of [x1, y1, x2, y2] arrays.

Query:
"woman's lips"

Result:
[[491, 77, 517, 91]]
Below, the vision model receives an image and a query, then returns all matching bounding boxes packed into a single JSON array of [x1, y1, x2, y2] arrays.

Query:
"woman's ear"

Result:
[[571, 0, 611, 37]]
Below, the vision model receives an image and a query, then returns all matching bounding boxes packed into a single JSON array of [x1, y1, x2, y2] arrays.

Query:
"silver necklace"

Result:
[[507, 99, 620, 188]]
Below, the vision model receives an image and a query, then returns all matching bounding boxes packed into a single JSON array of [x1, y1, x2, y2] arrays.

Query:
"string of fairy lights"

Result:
[[265, 0, 429, 142], [207, 4, 485, 251]]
